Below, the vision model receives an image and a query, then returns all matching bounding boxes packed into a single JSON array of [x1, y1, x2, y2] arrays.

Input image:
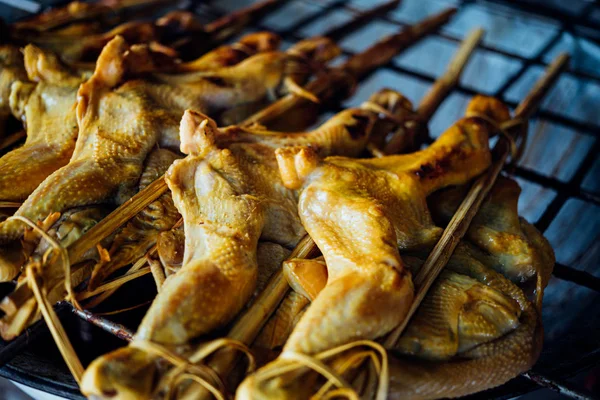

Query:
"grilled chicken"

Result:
[[0, 30, 278, 204], [428, 176, 554, 289], [84, 33, 281, 289], [10, 1, 182, 64], [0, 35, 337, 247], [164, 31, 281, 75], [0, 148, 176, 338], [0, 45, 84, 201], [258, 239, 545, 400], [10, 0, 164, 33], [387, 241, 545, 400], [0, 46, 28, 138], [237, 95, 511, 398], [80, 89, 413, 399]]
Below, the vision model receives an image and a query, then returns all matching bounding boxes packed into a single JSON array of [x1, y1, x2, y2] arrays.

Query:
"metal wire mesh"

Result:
[[0, 0, 598, 398]]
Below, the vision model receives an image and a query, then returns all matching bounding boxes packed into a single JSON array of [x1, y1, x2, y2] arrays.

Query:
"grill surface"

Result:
[[0, 0, 599, 399]]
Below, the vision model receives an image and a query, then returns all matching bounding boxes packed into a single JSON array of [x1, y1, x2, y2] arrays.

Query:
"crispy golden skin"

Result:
[[0, 45, 83, 201], [0, 35, 336, 245], [81, 89, 410, 399], [162, 32, 281, 75], [387, 242, 544, 400], [429, 175, 554, 287], [237, 95, 509, 398]]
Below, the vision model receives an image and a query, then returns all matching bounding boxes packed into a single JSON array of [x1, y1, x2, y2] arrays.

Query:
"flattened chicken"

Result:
[[387, 242, 545, 400], [237, 95, 510, 398], [0, 35, 337, 245], [81, 89, 413, 399], [0, 45, 83, 201]]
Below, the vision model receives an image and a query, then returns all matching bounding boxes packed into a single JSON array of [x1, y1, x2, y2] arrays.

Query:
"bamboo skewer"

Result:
[[241, 7, 457, 127], [384, 27, 484, 154], [67, 178, 167, 264], [70, 305, 134, 341], [417, 28, 484, 122], [0, 201, 21, 208], [384, 52, 570, 348]]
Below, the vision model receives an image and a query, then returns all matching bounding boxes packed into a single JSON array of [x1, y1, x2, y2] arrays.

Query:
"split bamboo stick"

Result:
[[384, 52, 570, 348]]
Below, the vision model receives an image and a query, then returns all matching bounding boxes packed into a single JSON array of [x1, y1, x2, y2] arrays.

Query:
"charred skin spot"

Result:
[[220, 48, 247, 66], [414, 147, 466, 180], [345, 113, 373, 140], [301, 47, 316, 60]]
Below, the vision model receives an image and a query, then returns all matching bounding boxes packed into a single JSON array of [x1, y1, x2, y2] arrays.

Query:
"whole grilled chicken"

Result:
[[0, 35, 338, 247], [162, 31, 281, 75], [237, 95, 512, 398], [80, 89, 413, 399]]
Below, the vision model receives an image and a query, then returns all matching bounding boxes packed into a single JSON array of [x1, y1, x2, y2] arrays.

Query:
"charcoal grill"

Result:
[[0, 0, 598, 399]]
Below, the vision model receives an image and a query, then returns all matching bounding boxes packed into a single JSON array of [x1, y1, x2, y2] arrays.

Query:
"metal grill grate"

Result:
[[0, 0, 598, 399]]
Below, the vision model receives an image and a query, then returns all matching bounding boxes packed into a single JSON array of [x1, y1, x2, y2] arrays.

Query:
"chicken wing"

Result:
[[81, 89, 412, 399]]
